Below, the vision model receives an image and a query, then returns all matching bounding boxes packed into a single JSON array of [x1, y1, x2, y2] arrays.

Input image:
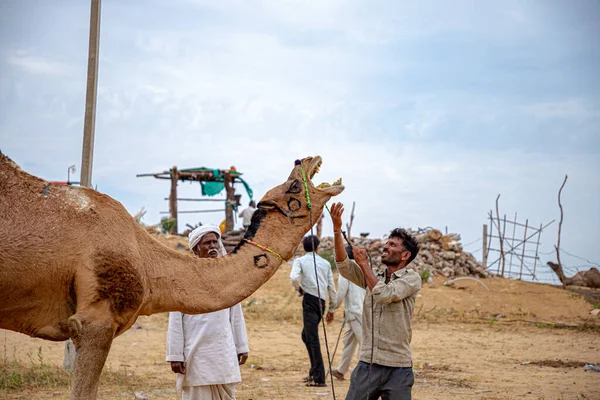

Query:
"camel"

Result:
[[547, 261, 600, 289], [0, 152, 344, 399]]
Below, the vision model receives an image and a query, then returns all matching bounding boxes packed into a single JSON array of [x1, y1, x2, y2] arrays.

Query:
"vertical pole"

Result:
[[80, 0, 101, 188], [224, 172, 235, 232], [501, 214, 507, 277], [488, 212, 496, 273], [67, 0, 101, 372], [494, 196, 505, 277], [482, 224, 488, 270], [346, 201, 356, 239], [316, 213, 323, 239], [169, 166, 178, 234], [532, 223, 542, 280], [508, 212, 517, 272], [519, 219, 528, 280]]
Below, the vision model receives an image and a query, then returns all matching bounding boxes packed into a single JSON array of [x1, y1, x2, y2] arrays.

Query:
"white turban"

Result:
[[188, 224, 227, 256]]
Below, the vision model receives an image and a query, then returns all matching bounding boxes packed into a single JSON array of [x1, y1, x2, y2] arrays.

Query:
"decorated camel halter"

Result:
[[243, 238, 283, 261], [297, 159, 312, 210]]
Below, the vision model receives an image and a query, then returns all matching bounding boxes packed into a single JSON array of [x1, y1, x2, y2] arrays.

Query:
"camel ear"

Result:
[[257, 201, 276, 211]]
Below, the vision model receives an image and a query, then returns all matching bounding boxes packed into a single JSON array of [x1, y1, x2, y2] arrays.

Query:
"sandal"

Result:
[[331, 370, 345, 380], [303, 376, 313, 383], [306, 382, 327, 387]]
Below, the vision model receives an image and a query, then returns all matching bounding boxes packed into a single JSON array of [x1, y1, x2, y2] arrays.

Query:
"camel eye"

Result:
[[286, 180, 302, 194], [288, 198, 302, 212]]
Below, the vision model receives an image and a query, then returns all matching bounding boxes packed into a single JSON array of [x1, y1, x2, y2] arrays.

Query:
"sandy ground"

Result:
[[2, 238, 599, 400]]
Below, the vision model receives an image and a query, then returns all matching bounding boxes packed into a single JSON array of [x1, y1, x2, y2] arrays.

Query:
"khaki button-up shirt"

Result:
[[336, 257, 422, 367]]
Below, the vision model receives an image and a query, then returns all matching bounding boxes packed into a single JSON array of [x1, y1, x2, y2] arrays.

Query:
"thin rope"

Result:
[[366, 254, 374, 400], [299, 162, 336, 398], [324, 200, 373, 400]]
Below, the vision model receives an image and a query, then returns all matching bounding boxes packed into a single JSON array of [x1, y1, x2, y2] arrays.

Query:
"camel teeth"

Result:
[[332, 178, 342, 186]]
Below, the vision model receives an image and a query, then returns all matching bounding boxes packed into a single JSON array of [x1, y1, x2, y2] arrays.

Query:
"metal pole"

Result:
[[68, 0, 101, 372], [80, 0, 101, 188]]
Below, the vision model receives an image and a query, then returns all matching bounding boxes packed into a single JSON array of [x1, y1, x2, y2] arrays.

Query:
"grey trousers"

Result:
[[345, 362, 414, 400]]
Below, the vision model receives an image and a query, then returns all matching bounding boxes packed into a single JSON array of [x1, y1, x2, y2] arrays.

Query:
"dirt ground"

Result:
[[2, 237, 599, 400]]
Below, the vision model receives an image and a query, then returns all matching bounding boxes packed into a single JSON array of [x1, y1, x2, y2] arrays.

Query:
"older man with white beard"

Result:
[[166, 225, 249, 400]]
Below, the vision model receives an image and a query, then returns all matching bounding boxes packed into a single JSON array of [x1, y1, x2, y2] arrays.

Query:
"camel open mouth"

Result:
[[306, 156, 344, 196]]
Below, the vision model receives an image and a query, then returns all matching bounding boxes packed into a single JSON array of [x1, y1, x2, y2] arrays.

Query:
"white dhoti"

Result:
[[333, 274, 365, 376], [336, 317, 363, 375], [182, 384, 236, 400]]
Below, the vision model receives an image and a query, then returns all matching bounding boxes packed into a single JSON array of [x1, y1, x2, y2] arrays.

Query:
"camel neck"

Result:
[[137, 231, 285, 316]]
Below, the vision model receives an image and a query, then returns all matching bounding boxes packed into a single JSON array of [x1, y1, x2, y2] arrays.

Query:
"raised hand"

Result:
[[353, 246, 369, 270], [329, 202, 344, 232]]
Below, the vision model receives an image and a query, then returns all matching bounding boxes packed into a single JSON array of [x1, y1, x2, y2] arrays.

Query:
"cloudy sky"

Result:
[[1, 0, 598, 283]]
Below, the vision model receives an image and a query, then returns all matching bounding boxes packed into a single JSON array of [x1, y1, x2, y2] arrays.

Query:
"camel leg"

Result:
[[68, 311, 116, 400]]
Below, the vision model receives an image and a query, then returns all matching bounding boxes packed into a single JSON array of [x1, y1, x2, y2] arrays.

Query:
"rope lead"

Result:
[[300, 163, 336, 399]]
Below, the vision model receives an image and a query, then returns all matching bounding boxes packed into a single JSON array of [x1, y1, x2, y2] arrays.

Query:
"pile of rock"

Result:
[[318, 228, 490, 278], [221, 229, 246, 253]]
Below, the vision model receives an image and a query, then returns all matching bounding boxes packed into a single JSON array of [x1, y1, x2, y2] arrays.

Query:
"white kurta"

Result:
[[334, 275, 365, 322], [166, 304, 249, 390]]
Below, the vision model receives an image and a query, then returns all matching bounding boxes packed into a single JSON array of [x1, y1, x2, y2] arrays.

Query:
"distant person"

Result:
[[290, 235, 337, 387], [331, 245, 366, 381], [239, 201, 256, 230], [329, 202, 422, 400], [166, 225, 249, 400]]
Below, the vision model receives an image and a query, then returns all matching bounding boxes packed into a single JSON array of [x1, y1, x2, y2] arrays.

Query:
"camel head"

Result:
[[242, 156, 344, 259], [547, 261, 560, 273]]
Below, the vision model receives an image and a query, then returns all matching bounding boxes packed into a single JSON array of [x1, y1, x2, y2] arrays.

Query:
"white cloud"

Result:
[[1, 0, 599, 283], [6, 52, 71, 76]]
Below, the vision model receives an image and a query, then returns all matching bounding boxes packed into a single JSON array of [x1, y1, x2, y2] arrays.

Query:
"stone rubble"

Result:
[[317, 228, 490, 278]]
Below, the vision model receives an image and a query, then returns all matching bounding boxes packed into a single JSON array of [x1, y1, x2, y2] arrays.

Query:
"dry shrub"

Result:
[[1, 347, 71, 391], [1, 345, 143, 393]]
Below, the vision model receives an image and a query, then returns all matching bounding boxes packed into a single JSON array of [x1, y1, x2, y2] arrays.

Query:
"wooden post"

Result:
[[482, 224, 488, 270], [346, 201, 356, 238], [555, 175, 568, 283], [508, 212, 517, 272], [80, 0, 101, 188], [519, 219, 528, 280], [502, 214, 507, 276], [224, 172, 235, 232], [169, 166, 178, 234], [532, 223, 542, 280], [494, 195, 505, 277], [316, 213, 324, 239]]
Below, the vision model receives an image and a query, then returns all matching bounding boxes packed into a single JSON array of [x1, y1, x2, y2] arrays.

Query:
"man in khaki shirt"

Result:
[[329, 203, 422, 400]]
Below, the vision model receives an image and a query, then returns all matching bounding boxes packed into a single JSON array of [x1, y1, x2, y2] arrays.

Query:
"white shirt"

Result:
[[334, 274, 366, 321], [239, 206, 256, 227], [166, 304, 249, 389], [290, 252, 336, 312]]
